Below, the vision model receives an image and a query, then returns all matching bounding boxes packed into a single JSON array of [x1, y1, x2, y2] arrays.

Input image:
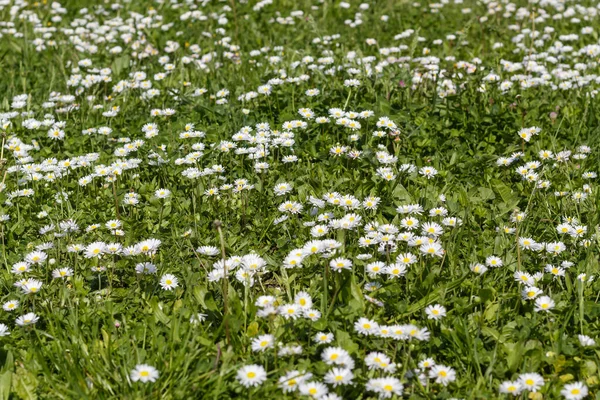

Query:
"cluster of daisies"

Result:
[[500, 374, 588, 400], [0, 0, 599, 397], [236, 349, 457, 399], [1, 231, 162, 333]]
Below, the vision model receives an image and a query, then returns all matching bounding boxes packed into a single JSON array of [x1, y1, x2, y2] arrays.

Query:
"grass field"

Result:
[[1, 0, 600, 398]]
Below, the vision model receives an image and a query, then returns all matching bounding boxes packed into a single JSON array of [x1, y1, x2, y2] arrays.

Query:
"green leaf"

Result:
[[0, 358, 12, 400], [12, 366, 38, 400], [349, 277, 365, 313], [111, 55, 130, 76], [151, 300, 171, 326]]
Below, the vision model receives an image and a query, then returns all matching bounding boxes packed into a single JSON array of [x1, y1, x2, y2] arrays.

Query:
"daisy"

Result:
[[197, 246, 220, 256], [366, 377, 404, 398], [105, 219, 122, 230], [159, 274, 179, 290], [189, 313, 207, 324], [2, 300, 19, 312], [394, 254, 416, 268], [135, 262, 157, 274], [400, 217, 420, 230], [0, 324, 9, 337], [278, 370, 311, 393], [22, 279, 43, 294], [274, 182, 293, 196], [421, 222, 443, 237], [137, 239, 161, 255], [561, 382, 588, 400], [323, 368, 353, 386], [521, 286, 543, 300], [419, 166, 438, 178], [314, 332, 334, 344], [499, 380, 523, 396], [329, 258, 352, 272], [255, 295, 276, 308], [514, 271, 534, 286], [420, 242, 444, 257], [418, 358, 436, 369], [366, 261, 385, 276], [365, 352, 392, 370], [470, 263, 488, 275], [429, 365, 456, 386], [16, 312, 39, 326], [11, 262, 30, 275], [321, 347, 350, 365], [577, 334, 596, 347], [299, 381, 328, 398], [425, 304, 447, 320], [534, 296, 555, 312], [354, 317, 379, 335], [485, 256, 503, 267], [85, 242, 106, 258], [518, 373, 544, 392], [52, 267, 74, 279], [155, 188, 171, 199], [251, 334, 274, 352], [237, 365, 267, 387], [303, 309, 321, 321], [130, 364, 159, 383], [25, 251, 47, 265], [385, 263, 406, 278], [279, 304, 301, 320]]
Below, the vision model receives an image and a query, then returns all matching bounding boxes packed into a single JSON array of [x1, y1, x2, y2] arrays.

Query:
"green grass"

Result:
[[1, 0, 600, 399]]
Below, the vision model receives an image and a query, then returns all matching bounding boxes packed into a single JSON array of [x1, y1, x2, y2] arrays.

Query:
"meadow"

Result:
[[1, 0, 600, 398]]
